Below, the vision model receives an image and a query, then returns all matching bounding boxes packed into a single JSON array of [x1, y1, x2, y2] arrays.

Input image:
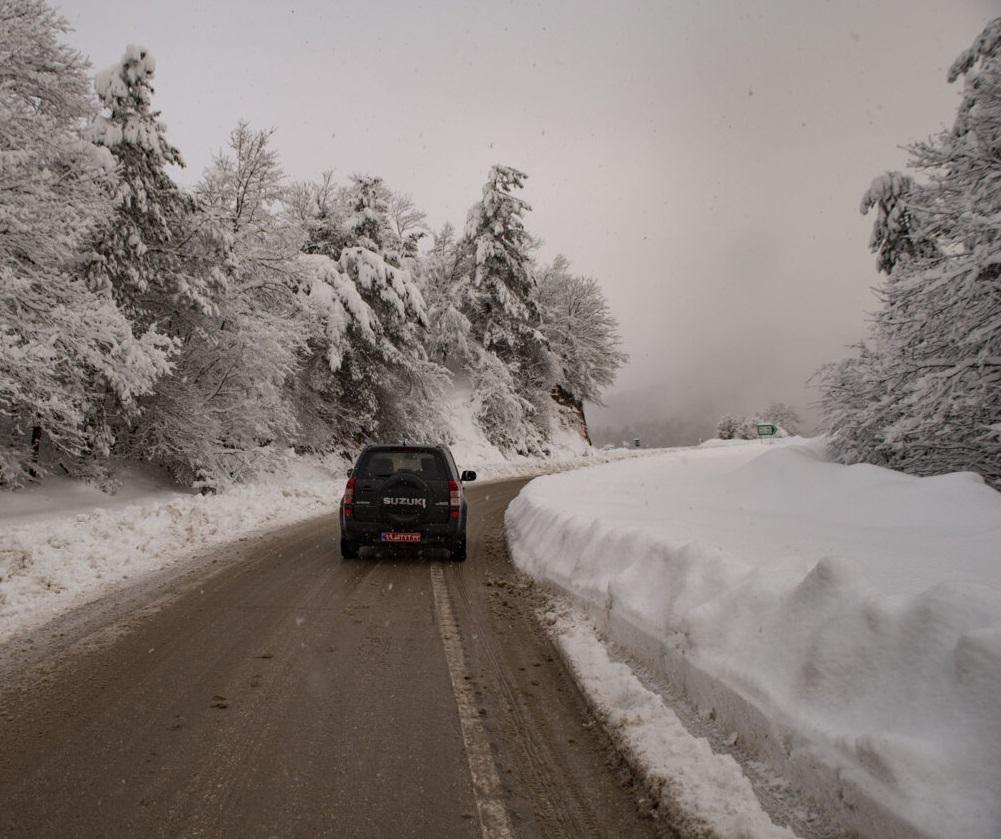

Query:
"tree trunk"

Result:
[[28, 424, 42, 477]]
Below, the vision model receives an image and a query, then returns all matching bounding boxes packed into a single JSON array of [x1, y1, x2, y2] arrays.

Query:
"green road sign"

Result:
[[757, 424, 778, 437]]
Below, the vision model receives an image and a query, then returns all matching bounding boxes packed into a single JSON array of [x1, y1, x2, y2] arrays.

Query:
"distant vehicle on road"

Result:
[[338, 445, 476, 561]]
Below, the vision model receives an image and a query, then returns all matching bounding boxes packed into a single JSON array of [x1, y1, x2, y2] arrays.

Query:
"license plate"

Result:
[[381, 532, 422, 543]]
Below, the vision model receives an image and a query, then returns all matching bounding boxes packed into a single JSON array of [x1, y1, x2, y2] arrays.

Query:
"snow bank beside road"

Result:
[[0, 456, 345, 644], [548, 604, 796, 838], [506, 439, 1001, 839]]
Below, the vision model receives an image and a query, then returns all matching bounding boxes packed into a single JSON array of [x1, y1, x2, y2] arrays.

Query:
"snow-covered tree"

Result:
[[130, 297, 303, 487], [815, 344, 898, 467], [417, 223, 474, 366], [535, 255, 627, 405], [296, 172, 416, 267], [198, 122, 305, 301], [0, 5, 171, 483], [468, 351, 536, 452], [342, 175, 406, 266], [737, 416, 766, 440], [716, 416, 740, 440], [463, 165, 540, 357], [759, 401, 802, 435], [283, 169, 452, 451], [859, 172, 940, 275], [294, 247, 448, 450], [460, 165, 556, 452], [201, 124, 284, 231], [85, 46, 227, 324], [78, 46, 240, 484], [715, 410, 794, 440], [294, 170, 353, 262], [128, 121, 307, 488], [389, 192, 428, 259], [819, 17, 1001, 487]]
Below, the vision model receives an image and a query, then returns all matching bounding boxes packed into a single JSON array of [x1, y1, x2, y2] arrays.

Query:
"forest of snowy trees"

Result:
[[816, 17, 1001, 489], [0, 0, 626, 489]]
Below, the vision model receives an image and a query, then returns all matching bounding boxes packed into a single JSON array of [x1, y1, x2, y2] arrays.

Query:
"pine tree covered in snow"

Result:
[[81, 46, 238, 484], [0, 4, 171, 484], [85, 46, 227, 325], [818, 17, 1001, 486], [295, 247, 448, 451], [859, 172, 939, 275], [295, 171, 423, 267], [338, 175, 408, 267], [293, 171, 423, 269], [463, 166, 539, 357], [461, 166, 557, 453], [290, 172, 448, 451]]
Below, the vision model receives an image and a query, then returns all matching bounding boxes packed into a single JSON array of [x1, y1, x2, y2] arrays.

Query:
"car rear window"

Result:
[[357, 450, 445, 480]]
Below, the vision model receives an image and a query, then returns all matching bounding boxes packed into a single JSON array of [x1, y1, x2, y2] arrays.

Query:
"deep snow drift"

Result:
[[506, 438, 1001, 839]]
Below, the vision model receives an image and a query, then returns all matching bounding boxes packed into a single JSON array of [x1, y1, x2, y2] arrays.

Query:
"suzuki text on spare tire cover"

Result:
[[338, 445, 476, 561]]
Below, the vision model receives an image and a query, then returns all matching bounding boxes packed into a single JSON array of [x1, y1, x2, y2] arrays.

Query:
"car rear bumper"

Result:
[[340, 518, 462, 546]]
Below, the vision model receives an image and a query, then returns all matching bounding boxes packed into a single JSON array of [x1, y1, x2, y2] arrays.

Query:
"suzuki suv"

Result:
[[338, 445, 477, 561]]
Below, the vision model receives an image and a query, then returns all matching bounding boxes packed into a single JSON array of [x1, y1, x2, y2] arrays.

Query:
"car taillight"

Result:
[[448, 479, 461, 519], [343, 477, 356, 517]]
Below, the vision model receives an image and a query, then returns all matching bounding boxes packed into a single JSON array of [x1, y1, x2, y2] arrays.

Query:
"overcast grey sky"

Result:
[[55, 0, 998, 431]]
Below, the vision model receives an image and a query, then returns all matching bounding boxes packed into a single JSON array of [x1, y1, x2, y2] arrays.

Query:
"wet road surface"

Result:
[[0, 478, 664, 838]]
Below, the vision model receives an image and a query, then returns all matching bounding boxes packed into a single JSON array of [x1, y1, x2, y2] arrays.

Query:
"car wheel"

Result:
[[340, 537, 359, 560], [450, 536, 467, 563]]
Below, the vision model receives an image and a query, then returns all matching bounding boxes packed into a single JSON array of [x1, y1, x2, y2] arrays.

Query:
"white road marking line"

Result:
[[430, 564, 515, 839]]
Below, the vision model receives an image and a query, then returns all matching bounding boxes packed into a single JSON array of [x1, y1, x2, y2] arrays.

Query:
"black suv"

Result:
[[338, 445, 477, 561]]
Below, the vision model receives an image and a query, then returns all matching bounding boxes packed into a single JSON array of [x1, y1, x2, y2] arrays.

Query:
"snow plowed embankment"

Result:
[[0, 458, 345, 644], [505, 439, 1001, 839]]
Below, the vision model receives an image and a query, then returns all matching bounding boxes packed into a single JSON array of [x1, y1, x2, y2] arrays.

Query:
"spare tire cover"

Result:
[[378, 473, 434, 526]]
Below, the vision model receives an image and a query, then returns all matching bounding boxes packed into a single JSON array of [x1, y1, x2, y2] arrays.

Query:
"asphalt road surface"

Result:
[[0, 478, 665, 838]]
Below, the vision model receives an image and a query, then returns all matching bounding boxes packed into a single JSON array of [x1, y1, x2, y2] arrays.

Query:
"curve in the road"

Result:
[[0, 478, 663, 839]]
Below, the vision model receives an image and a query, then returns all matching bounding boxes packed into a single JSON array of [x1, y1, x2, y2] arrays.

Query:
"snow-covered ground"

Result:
[[0, 453, 345, 644], [506, 438, 1001, 839]]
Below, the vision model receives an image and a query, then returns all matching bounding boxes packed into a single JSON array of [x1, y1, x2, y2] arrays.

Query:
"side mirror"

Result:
[[460, 470, 477, 482], [346, 467, 354, 477]]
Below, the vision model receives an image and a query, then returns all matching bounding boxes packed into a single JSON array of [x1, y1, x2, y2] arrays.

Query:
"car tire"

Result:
[[450, 536, 467, 563], [340, 537, 359, 560]]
